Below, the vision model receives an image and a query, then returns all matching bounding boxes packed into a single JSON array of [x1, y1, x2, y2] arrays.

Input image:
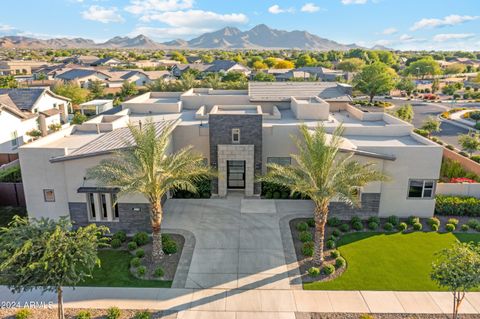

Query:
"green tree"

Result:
[[377, 50, 397, 66], [431, 242, 480, 319], [469, 111, 480, 124], [396, 77, 415, 96], [353, 62, 397, 102], [431, 79, 440, 93], [458, 133, 480, 156], [421, 116, 442, 137], [0, 216, 108, 319], [179, 72, 196, 91], [394, 104, 414, 123], [275, 60, 295, 69], [147, 78, 168, 92], [222, 72, 247, 82], [296, 54, 317, 67], [120, 81, 138, 97], [442, 84, 458, 96], [203, 73, 221, 89], [259, 125, 387, 265], [405, 57, 442, 79], [89, 80, 105, 99], [86, 121, 213, 264], [0, 75, 18, 88], [444, 63, 466, 75], [53, 82, 89, 105], [171, 51, 187, 64], [71, 112, 87, 124], [336, 58, 365, 72], [263, 57, 278, 68], [253, 72, 276, 82], [252, 61, 268, 70]]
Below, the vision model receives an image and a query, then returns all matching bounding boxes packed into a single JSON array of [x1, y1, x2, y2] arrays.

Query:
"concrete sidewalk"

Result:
[[1, 286, 480, 318]]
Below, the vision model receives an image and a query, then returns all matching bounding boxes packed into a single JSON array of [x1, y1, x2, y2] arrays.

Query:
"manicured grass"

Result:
[[0, 206, 26, 227], [304, 231, 480, 291], [79, 250, 171, 288]]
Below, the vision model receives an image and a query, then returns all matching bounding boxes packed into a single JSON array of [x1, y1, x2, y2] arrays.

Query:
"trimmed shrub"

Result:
[[130, 257, 141, 268], [326, 239, 336, 249], [112, 230, 127, 243], [135, 248, 145, 258], [447, 218, 459, 226], [352, 221, 363, 231], [445, 223, 455, 232], [307, 218, 315, 228], [332, 229, 341, 237], [427, 217, 440, 228], [387, 215, 399, 226], [350, 215, 361, 225], [461, 224, 470, 232], [273, 191, 281, 199], [133, 232, 149, 246], [431, 224, 439, 232], [163, 240, 178, 254], [308, 267, 321, 277], [110, 238, 122, 249], [435, 195, 480, 217], [407, 216, 420, 225], [368, 221, 379, 230], [397, 222, 408, 231], [330, 250, 340, 258], [327, 217, 341, 227], [137, 266, 146, 276], [413, 222, 423, 231], [467, 219, 480, 229], [339, 223, 350, 233], [127, 241, 138, 251], [299, 231, 313, 243], [302, 242, 314, 257], [154, 267, 165, 277], [15, 309, 32, 319], [335, 257, 346, 268], [296, 222, 309, 231], [106, 307, 121, 319], [368, 216, 380, 224], [76, 310, 91, 319], [383, 222, 394, 231], [134, 311, 151, 319], [322, 264, 335, 275]]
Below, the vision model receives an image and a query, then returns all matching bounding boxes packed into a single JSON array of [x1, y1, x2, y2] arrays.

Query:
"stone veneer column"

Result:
[[217, 144, 254, 197]]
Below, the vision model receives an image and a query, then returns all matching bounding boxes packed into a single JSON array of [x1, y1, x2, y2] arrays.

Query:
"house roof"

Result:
[[248, 82, 352, 102], [50, 120, 179, 162], [92, 57, 121, 65], [39, 108, 61, 117], [0, 94, 32, 120], [204, 60, 246, 73], [0, 88, 69, 112], [56, 69, 110, 81]]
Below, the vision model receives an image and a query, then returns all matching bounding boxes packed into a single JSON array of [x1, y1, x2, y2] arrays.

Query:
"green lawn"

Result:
[[0, 206, 26, 227], [304, 231, 480, 291], [79, 250, 172, 288]]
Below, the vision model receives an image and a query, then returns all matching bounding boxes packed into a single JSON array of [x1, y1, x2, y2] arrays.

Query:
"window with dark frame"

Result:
[[87, 193, 96, 219], [43, 189, 55, 202], [100, 194, 108, 219], [112, 193, 119, 219], [232, 128, 240, 143], [408, 180, 435, 199]]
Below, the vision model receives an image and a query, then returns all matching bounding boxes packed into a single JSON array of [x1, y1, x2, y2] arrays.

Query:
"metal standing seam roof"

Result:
[[56, 69, 109, 80], [248, 82, 352, 102], [50, 120, 179, 163]]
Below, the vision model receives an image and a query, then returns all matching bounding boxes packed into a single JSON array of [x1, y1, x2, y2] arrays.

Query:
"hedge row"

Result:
[[435, 195, 480, 217]]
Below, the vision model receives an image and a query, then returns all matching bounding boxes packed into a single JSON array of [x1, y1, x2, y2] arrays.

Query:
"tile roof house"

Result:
[[55, 69, 111, 88]]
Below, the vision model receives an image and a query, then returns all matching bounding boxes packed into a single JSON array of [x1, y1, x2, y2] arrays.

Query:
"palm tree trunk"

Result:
[[151, 201, 164, 265], [57, 286, 64, 319], [313, 201, 329, 266]]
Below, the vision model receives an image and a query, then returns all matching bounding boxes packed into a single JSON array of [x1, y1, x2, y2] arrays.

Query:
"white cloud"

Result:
[[0, 24, 15, 32], [301, 3, 320, 13], [129, 26, 208, 41], [125, 0, 194, 15], [139, 10, 248, 29], [268, 4, 294, 14], [432, 33, 475, 42], [81, 5, 124, 23], [341, 0, 367, 5], [411, 14, 479, 31], [399, 34, 414, 41], [374, 39, 392, 46], [382, 27, 397, 35]]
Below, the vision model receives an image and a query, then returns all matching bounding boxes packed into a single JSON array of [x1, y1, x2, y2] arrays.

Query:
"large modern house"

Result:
[[19, 82, 442, 232]]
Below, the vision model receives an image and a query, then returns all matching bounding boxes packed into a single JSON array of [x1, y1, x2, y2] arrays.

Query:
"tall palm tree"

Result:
[[259, 124, 388, 265], [86, 120, 213, 264]]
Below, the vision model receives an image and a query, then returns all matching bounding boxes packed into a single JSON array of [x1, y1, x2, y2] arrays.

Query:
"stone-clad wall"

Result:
[[329, 193, 381, 217], [209, 114, 262, 195]]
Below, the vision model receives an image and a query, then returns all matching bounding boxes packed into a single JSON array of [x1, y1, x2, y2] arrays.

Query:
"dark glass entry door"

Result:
[[227, 160, 245, 189]]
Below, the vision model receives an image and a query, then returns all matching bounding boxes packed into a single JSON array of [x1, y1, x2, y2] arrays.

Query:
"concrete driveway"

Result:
[[162, 194, 314, 290]]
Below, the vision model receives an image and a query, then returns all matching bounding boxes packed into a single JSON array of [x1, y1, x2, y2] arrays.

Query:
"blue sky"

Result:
[[1, 0, 480, 50]]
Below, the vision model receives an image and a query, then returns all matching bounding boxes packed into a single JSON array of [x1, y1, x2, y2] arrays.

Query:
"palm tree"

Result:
[[259, 124, 387, 265], [86, 120, 213, 264], [179, 72, 196, 91]]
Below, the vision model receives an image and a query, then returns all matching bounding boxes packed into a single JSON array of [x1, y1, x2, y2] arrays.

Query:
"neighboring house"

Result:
[[55, 69, 111, 88], [0, 88, 70, 155], [20, 82, 442, 231], [78, 99, 114, 116], [295, 67, 353, 82], [0, 60, 50, 75], [204, 60, 250, 75], [171, 63, 210, 77], [105, 70, 172, 87], [91, 57, 124, 67], [186, 56, 203, 64]]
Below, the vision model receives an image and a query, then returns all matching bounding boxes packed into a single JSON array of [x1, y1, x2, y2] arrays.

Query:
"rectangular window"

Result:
[[11, 131, 18, 148], [43, 189, 55, 202], [408, 180, 435, 199], [100, 194, 108, 220], [267, 157, 292, 166], [232, 128, 240, 143], [87, 193, 96, 220], [111, 193, 119, 219]]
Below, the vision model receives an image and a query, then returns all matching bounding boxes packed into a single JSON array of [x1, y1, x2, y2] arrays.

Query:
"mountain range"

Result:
[[0, 24, 375, 51]]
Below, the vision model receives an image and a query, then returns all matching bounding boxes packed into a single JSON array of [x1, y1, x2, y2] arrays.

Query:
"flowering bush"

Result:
[[450, 177, 476, 184]]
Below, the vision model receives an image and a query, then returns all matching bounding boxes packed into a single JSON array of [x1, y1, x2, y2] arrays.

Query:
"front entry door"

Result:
[[227, 160, 245, 189]]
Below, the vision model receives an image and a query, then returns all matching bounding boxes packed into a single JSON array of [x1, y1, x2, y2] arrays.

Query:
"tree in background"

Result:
[[444, 63, 466, 75], [431, 79, 440, 93], [253, 72, 276, 82], [295, 53, 317, 67], [431, 242, 480, 319], [71, 112, 87, 125], [353, 62, 397, 102], [0, 216, 108, 319], [89, 80, 105, 99], [394, 104, 414, 123], [171, 51, 187, 64], [120, 80, 138, 97], [336, 58, 365, 72], [396, 77, 415, 96], [0, 75, 18, 88], [469, 111, 480, 124], [222, 71, 247, 82], [263, 57, 278, 68], [458, 132, 480, 156], [252, 60, 268, 70], [179, 72, 196, 91], [421, 116, 442, 137], [275, 60, 295, 69], [405, 57, 442, 79], [52, 82, 89, 105], [203, 73, 221, 89]]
